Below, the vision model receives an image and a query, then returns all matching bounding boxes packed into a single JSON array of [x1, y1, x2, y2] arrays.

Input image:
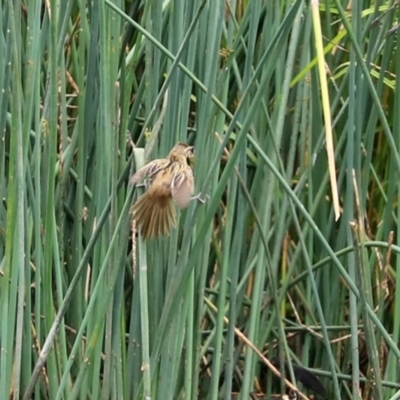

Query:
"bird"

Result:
[[130, 142, 195, 239]]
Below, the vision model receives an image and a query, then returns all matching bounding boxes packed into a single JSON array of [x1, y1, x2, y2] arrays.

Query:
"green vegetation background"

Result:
[[1, 0, 400, 399]]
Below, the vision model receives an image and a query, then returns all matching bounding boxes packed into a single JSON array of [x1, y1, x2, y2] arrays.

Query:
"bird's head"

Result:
[[168, 142, 194, 161]]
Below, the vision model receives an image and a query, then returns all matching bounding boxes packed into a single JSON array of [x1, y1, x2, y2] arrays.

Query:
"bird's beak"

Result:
[[186, 146, 194, 156]]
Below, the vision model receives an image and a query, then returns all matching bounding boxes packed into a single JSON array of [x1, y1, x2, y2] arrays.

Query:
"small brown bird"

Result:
[[130, 142, 195, 239]]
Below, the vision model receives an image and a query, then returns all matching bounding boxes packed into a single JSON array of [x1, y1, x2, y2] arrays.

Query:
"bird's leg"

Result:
[[190, 193, 209, 204], [135, 179, 150, 190]]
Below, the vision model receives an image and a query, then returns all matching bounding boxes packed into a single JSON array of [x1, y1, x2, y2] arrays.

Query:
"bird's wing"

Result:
[[171, 167, 194, 209], [130, 159, 169, 184]]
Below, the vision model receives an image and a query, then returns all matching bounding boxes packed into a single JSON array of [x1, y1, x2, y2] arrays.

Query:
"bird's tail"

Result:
[[131, 191, 176, 239]]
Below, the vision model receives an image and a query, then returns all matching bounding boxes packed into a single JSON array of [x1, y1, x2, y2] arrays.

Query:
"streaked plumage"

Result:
[[130, 143, 194, 239]]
